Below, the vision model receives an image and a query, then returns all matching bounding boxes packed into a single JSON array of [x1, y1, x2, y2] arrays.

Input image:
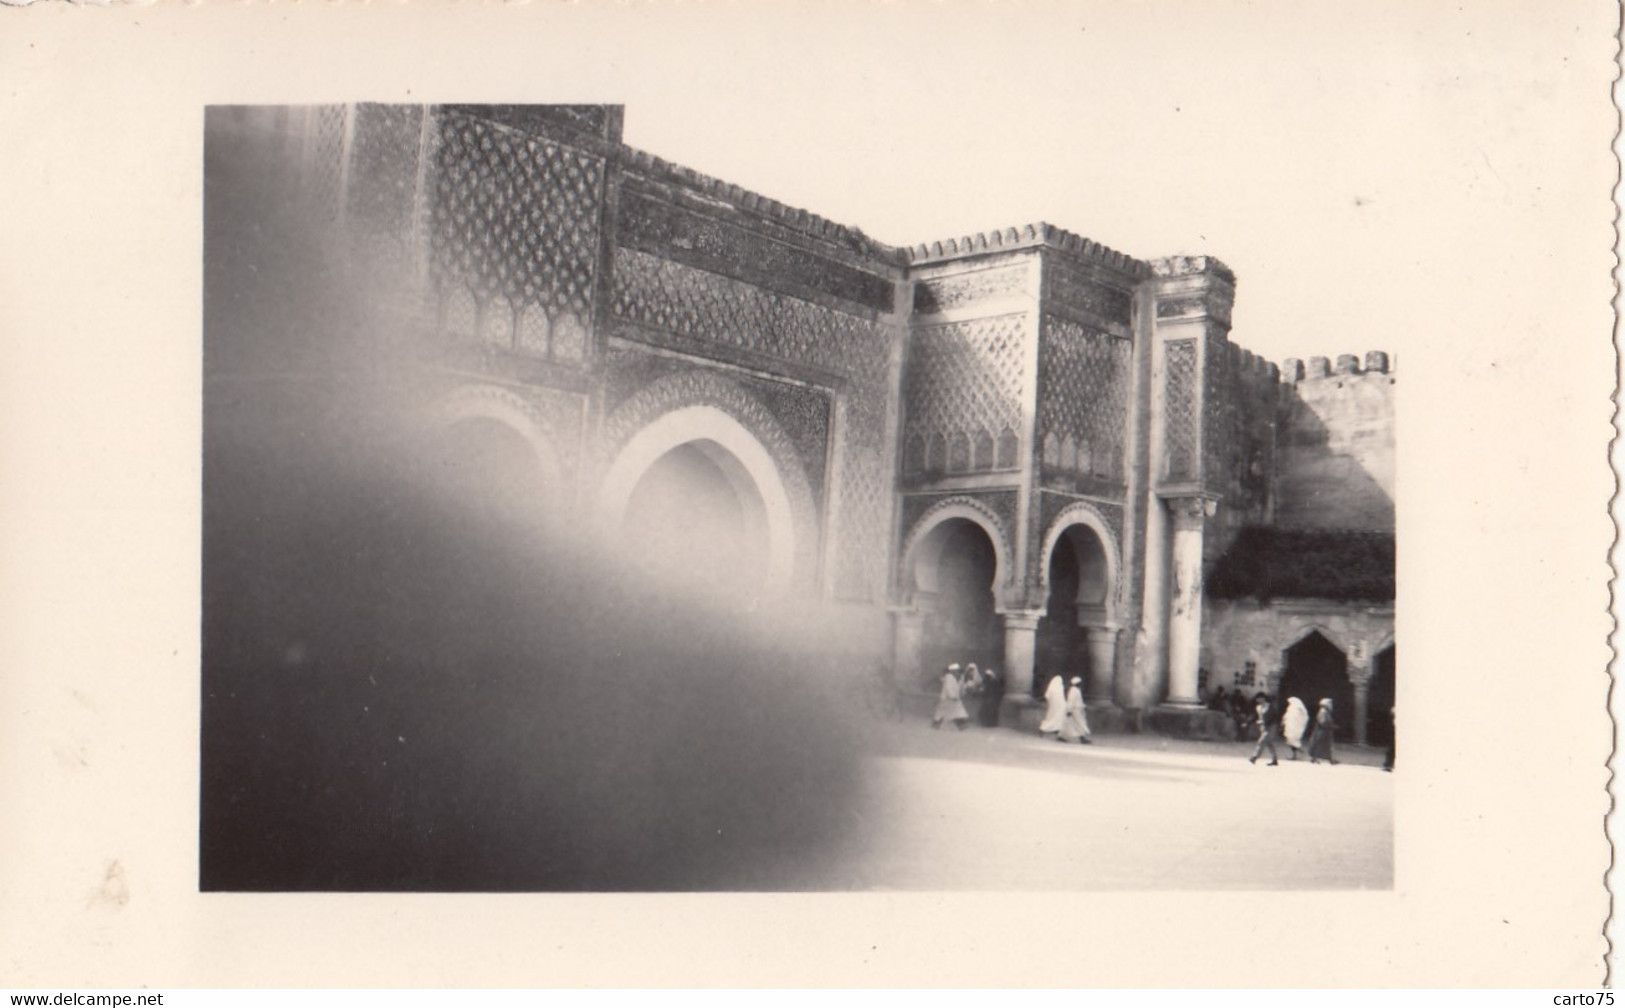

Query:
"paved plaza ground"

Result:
[[828, 711, 1393, 891]]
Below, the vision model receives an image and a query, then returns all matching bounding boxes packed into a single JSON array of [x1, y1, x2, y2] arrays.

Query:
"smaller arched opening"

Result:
[[1035, 523, 1112, 699], [1278, 629, 1355, 743], [899, 506, 1009, 689], [913, 519, 1001, 685]]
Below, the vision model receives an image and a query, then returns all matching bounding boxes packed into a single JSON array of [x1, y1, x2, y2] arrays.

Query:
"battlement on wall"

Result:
[[902, 222, 1149, 277], [618, 146, 894, 260], [1150, 254, 1236, 284], [1279, 352, 1394, 382], [1217, 340, 1283, 383]]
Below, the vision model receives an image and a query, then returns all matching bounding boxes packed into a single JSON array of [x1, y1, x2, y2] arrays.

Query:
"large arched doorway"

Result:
[[599, 405, 802, 593], [1279, 631, 1355, 743], [431, 416, 552, 531], [908, 518, 1002, 689], [1035, 524, 1111, 700], [621, 439, 773, 597], [1367, 643, 1396, 748]]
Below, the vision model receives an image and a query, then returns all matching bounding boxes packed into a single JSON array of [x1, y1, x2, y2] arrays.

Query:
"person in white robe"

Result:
[[932, 664, 970, 729], [1059, 676, 1093, 744], [1038, 673, 1067, 736], [1281, 696, 1310, 760]]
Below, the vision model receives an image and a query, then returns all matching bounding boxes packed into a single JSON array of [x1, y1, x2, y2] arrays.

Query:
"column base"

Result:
[[1147, 704, 1239, 741], [1006, 696, 1139, 735], [1082, 703, 1137, 736]]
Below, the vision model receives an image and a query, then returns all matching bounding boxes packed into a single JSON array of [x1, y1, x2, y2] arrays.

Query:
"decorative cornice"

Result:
[[1149, 255, 1236, 283]]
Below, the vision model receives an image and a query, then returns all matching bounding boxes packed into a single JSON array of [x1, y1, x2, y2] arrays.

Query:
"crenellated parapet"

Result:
[[1274, 350, 1396, 534], [903, 221, 1149, 278], [1150, 255, 1236, 283], [1149, 255, 1236, 330], [1280, 351, 1394, 382], [618, 146, 892, 262]]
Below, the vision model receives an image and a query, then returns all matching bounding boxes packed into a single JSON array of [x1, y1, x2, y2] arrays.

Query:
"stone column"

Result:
[[1163, 495, 1214, 707], [1083, 625, 1120, 706], [1351, 677, 1370, 746], [1001, 611, 1044, 698], [889, 608, 927, 690], [1348, 642, 1373, 745]]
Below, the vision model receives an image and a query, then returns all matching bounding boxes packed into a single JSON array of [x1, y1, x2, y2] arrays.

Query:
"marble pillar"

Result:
[[1001, 611, 1044, 698], [1163, 495, 1214, 708]]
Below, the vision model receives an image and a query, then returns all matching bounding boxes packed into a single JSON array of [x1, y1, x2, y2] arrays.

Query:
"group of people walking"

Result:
[[930, 662, 1005, 730], [1248, 694, 1342, 765], [929, 669, 1394, 772], [931, 665, 1091, 745]]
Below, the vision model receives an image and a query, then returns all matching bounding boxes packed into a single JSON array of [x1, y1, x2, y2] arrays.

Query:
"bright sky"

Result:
[[605, 2, 1609, 366]]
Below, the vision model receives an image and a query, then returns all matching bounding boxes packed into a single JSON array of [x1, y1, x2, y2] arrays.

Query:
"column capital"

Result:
[[1150, 257, 1236, 328], [997, 609, 1046, 630], [1160, 491, 1220, 530]]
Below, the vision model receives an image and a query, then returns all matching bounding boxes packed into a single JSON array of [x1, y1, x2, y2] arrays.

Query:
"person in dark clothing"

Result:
[[976, 667, 1004, 727], [1308, 698, 1338, 764], [1383, 705, 1395, 771], [1228, 689, 1252, 735]]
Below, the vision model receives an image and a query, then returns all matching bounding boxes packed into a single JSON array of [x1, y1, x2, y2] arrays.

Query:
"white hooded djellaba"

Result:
[[1282, 696, 1310, 751], [1038, 674, 1067, 734]]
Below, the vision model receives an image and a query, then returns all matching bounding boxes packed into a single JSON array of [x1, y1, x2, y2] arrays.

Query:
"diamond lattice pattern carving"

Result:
[[346, 105, 425, 268], [904, 315, 1027, 470], [304, 106, 349, 217], [1038, 315, 1132, 480], [430, 112, 604, 324], [1164, 339, 1198, 480]]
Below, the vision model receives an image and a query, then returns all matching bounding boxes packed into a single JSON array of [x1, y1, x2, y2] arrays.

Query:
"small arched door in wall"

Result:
[[1278, 631, 1355, 743]]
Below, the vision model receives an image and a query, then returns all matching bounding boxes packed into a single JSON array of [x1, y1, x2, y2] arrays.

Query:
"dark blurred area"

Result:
[[201, 108, 868, 891]]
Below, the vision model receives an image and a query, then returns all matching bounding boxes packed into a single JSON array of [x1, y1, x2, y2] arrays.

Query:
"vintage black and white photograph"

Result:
[[202, 102, 1397, 893], [3, 0, 1614, 988]]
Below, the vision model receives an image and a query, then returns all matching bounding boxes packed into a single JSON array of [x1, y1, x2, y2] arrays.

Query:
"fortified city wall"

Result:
[[1273, 352, 1396, 533], [1199, 341, 1281, 573]]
